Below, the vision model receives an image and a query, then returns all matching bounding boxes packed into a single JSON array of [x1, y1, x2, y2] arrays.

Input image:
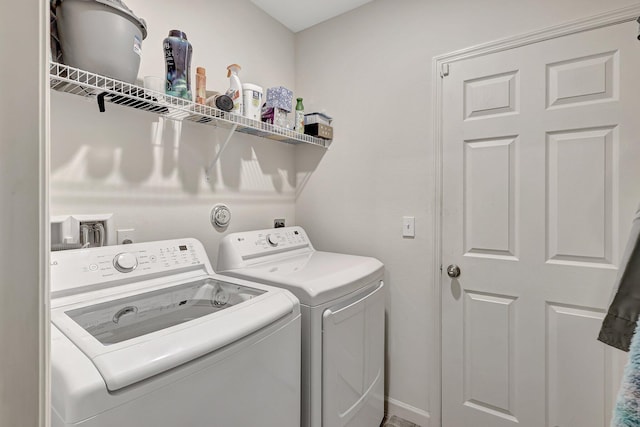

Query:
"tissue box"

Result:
[[266, 86, 293, 112]]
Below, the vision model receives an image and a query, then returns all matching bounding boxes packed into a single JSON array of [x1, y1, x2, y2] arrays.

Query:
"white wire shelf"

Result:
[[49, 62, 329, 149]]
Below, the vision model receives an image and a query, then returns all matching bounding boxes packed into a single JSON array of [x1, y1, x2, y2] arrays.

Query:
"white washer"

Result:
[[217, 226, 385, 427], [50, 238, 301, 427]]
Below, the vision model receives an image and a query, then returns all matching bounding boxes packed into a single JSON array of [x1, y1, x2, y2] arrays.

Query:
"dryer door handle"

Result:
[[323, 280, 384, 325]]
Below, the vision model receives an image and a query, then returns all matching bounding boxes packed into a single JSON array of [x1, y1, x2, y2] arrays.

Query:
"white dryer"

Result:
[[217, 226, 385, 427], [50, 238, 301, 427]]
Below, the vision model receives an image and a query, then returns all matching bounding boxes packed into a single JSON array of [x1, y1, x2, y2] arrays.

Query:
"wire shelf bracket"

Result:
[[205, 124, 238, 181]]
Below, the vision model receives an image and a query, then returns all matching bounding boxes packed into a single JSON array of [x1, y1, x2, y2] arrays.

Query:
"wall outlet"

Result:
[[117, 228, 136, 245], [274, 218, 285, 228]]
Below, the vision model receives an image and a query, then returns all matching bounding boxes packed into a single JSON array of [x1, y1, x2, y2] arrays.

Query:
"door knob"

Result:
[[447, 264, 461, 278]]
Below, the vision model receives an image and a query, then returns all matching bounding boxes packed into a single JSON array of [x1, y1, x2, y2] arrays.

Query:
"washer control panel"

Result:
[[245, 228, 308, 252], [51, 239, 207, 298], [218, 226, 313, 269]]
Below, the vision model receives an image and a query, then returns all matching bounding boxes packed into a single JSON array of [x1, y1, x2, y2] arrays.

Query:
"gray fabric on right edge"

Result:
[[598, 206, 640, 352]]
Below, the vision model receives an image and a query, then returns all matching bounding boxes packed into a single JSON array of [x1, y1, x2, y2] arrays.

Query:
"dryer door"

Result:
[[322, 280, 385, 427]]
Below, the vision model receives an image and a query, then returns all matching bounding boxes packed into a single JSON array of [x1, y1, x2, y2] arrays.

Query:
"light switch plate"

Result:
[[403, 216, 415, 237]]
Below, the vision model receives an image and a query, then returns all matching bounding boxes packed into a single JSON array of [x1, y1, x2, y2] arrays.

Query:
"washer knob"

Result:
[[266, 234, 278, 247], [114, 252, 138, 273]]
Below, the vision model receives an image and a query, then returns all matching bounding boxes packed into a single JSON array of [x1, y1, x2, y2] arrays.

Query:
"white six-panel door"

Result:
[[442, 20, 640, 427]]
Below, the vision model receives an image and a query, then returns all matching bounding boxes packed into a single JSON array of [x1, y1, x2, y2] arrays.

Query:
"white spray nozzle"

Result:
[[226, 64, 241, 78]]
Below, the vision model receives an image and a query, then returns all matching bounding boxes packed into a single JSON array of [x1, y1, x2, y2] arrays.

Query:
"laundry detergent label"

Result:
[[251, 91, 261, 107], [133, 36, 142, 57]]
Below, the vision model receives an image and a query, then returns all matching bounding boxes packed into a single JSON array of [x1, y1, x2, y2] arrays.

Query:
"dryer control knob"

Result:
[[114, 252, 138, 273], [266, 234, 278, 247]]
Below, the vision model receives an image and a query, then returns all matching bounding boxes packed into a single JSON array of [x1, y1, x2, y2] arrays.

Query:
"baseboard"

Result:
[[385, 397, 432, 427]]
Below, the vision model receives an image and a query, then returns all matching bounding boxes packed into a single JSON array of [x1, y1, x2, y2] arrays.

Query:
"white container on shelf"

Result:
[[304, 112, 333, 126], [242, 83, 263, 121]]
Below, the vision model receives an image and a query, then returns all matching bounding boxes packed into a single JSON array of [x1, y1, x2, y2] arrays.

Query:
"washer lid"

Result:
[[51, 275, 297, 391], [219, 251, 384, 306]]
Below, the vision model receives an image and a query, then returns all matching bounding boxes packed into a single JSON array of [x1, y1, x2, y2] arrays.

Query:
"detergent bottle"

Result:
[[163, 30, 192, 100]]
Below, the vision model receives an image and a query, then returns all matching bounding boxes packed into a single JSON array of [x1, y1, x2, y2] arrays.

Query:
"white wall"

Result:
[[294, 0, 639, 425], [50, 0, 305, 262], [0, 0, 48, 426]]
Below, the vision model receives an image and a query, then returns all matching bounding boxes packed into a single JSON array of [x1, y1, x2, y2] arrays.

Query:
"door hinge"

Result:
[[440, 63, 450, 78]]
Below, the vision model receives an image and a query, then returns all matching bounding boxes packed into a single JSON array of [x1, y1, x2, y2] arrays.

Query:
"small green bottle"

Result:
[[295, 97, 304, 133]]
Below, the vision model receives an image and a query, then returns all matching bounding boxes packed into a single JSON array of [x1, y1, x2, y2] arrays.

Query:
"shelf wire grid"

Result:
[[49, 62, 328, 148]]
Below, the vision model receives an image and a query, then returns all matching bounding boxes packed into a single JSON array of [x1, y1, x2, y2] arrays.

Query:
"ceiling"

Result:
[[250, 0, 375, 33]]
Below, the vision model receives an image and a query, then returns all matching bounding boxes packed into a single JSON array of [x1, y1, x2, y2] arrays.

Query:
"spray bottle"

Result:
[[225, 64, 243, 116]]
